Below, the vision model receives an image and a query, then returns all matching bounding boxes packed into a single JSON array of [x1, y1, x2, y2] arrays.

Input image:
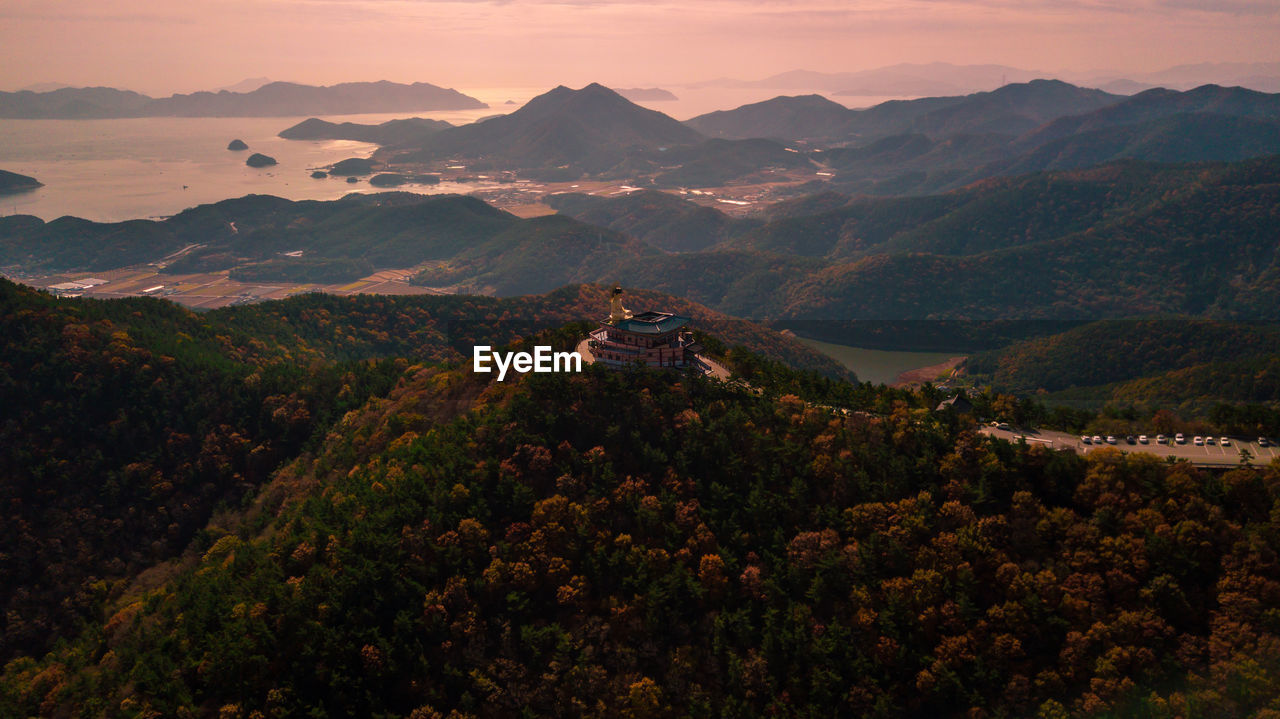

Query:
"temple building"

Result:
[[585, 287, 703, 369]]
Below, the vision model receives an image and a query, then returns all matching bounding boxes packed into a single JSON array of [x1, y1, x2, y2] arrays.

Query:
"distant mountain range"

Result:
[[1081, 61, 1280, 94], [278, 117, 454, 145], [1013, 84, 1280, 147], [0, 192, 658, 297], [16, 82, 72, 93], [691, 60, 1280, 96], [858, 84, 1280, 194], [554, 155, 1280, 322], [687, 80, 1122, 141], [691, 63, 1050, 96], [214, 77, 274, 94], [7, 154, 1280, 326], [15, 76, 1280, 200], [7, 78, 1280, 327], [370, 83, 829, 186], [675, 80, 1280, 195], [0, 80, 486, 119]]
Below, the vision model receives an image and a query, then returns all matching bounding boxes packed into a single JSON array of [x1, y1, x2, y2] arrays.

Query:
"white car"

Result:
[[1106, 435, 1117, 445], [1093, 435, 1103, 445], [1221, 437, 1231, 446], [1175, 433, 1186, 444], [1194, 436, 1205, 446], [1157, 434, 1168, 444], [1260, 437, 1271, 447], [1138, 435, 1149, 444], [1081, 436, 1091, 444]]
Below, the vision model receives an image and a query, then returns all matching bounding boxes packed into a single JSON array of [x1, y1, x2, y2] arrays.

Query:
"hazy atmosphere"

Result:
[[3, 0, 1279, 93]]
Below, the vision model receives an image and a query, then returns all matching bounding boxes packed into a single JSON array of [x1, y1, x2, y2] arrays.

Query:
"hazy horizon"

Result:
[[2, 0, 1278, 96]]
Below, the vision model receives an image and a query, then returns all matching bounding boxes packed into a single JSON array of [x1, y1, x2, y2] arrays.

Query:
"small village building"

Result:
[[587, 287, 703, 368], [47, 278, 108, 296], [935, 394, 975, 414], [48, 282, 87, 296]]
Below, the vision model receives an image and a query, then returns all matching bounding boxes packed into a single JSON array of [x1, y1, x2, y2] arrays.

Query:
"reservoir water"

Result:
[[796, 337, 960, 386]]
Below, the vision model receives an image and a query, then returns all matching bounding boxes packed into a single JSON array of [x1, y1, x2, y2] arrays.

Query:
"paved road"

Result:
[[979, 426, 1280, 468]]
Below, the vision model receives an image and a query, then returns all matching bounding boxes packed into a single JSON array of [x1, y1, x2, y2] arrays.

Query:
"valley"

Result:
[[11, 264, 445, 309]]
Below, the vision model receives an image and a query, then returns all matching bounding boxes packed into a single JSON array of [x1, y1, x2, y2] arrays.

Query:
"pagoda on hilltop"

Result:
[[584, 287, 704, 369]]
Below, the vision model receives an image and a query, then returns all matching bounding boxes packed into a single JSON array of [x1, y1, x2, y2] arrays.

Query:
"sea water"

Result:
[[0, 114, 466, 222], [0, 86, 910, 223]]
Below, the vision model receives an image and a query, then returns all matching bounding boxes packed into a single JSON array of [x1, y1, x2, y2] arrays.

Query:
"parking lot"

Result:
[[979, 426, 1280, 468]]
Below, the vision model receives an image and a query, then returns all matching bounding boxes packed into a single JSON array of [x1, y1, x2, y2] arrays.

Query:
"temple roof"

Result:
[[611, 311, 690, 335]]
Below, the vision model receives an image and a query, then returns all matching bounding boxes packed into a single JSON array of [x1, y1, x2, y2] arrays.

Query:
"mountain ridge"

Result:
[[0, 80, 486, 118]]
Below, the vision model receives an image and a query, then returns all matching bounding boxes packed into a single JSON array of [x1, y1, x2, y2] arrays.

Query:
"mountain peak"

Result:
[[400, 81, 701, 172], [517, 83, 674, 119], [685, 93, 854, 140]]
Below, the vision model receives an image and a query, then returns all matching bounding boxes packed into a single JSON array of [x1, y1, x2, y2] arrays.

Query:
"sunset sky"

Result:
[[2, 0, 1278, 94]]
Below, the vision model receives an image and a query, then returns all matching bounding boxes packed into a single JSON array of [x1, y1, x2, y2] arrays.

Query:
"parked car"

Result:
[[997, 422, 1011, 431], [1106, 435, 1117, 445], [1206, 437, 1216, 446], [1194, 436, 1205, 446], [1221, 437, 1231, 446], [1156, 434, 1168, 444], [1081, 436, 1091, 444], [1175, 433, 1186, 444], [1138, 435, 1149, 444], [1260, 437, 1270, 447], [1093, 435, 1103, 444], [1125, 435, 1136, 445]]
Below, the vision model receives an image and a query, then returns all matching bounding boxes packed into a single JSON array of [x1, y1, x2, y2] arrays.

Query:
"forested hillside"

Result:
[[6, 355, 1280, 718], [966, 320, 1280, 394], [545, 190, 757, 253], [0, 278, 838, 665], [0, 279, 404, 662], [964, 319, 1280, 414], [544, 156, 1278, 324]]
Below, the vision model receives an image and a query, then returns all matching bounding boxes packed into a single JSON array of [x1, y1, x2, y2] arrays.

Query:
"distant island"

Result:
[[0, 80, 487, 119], [615, 87, 679, 101], [278, 116, 452, 145], [0, 169, 42, 194], [227, 139, 248, 151], [245, 153, 277, 168], [329, 157, 378, 176]]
